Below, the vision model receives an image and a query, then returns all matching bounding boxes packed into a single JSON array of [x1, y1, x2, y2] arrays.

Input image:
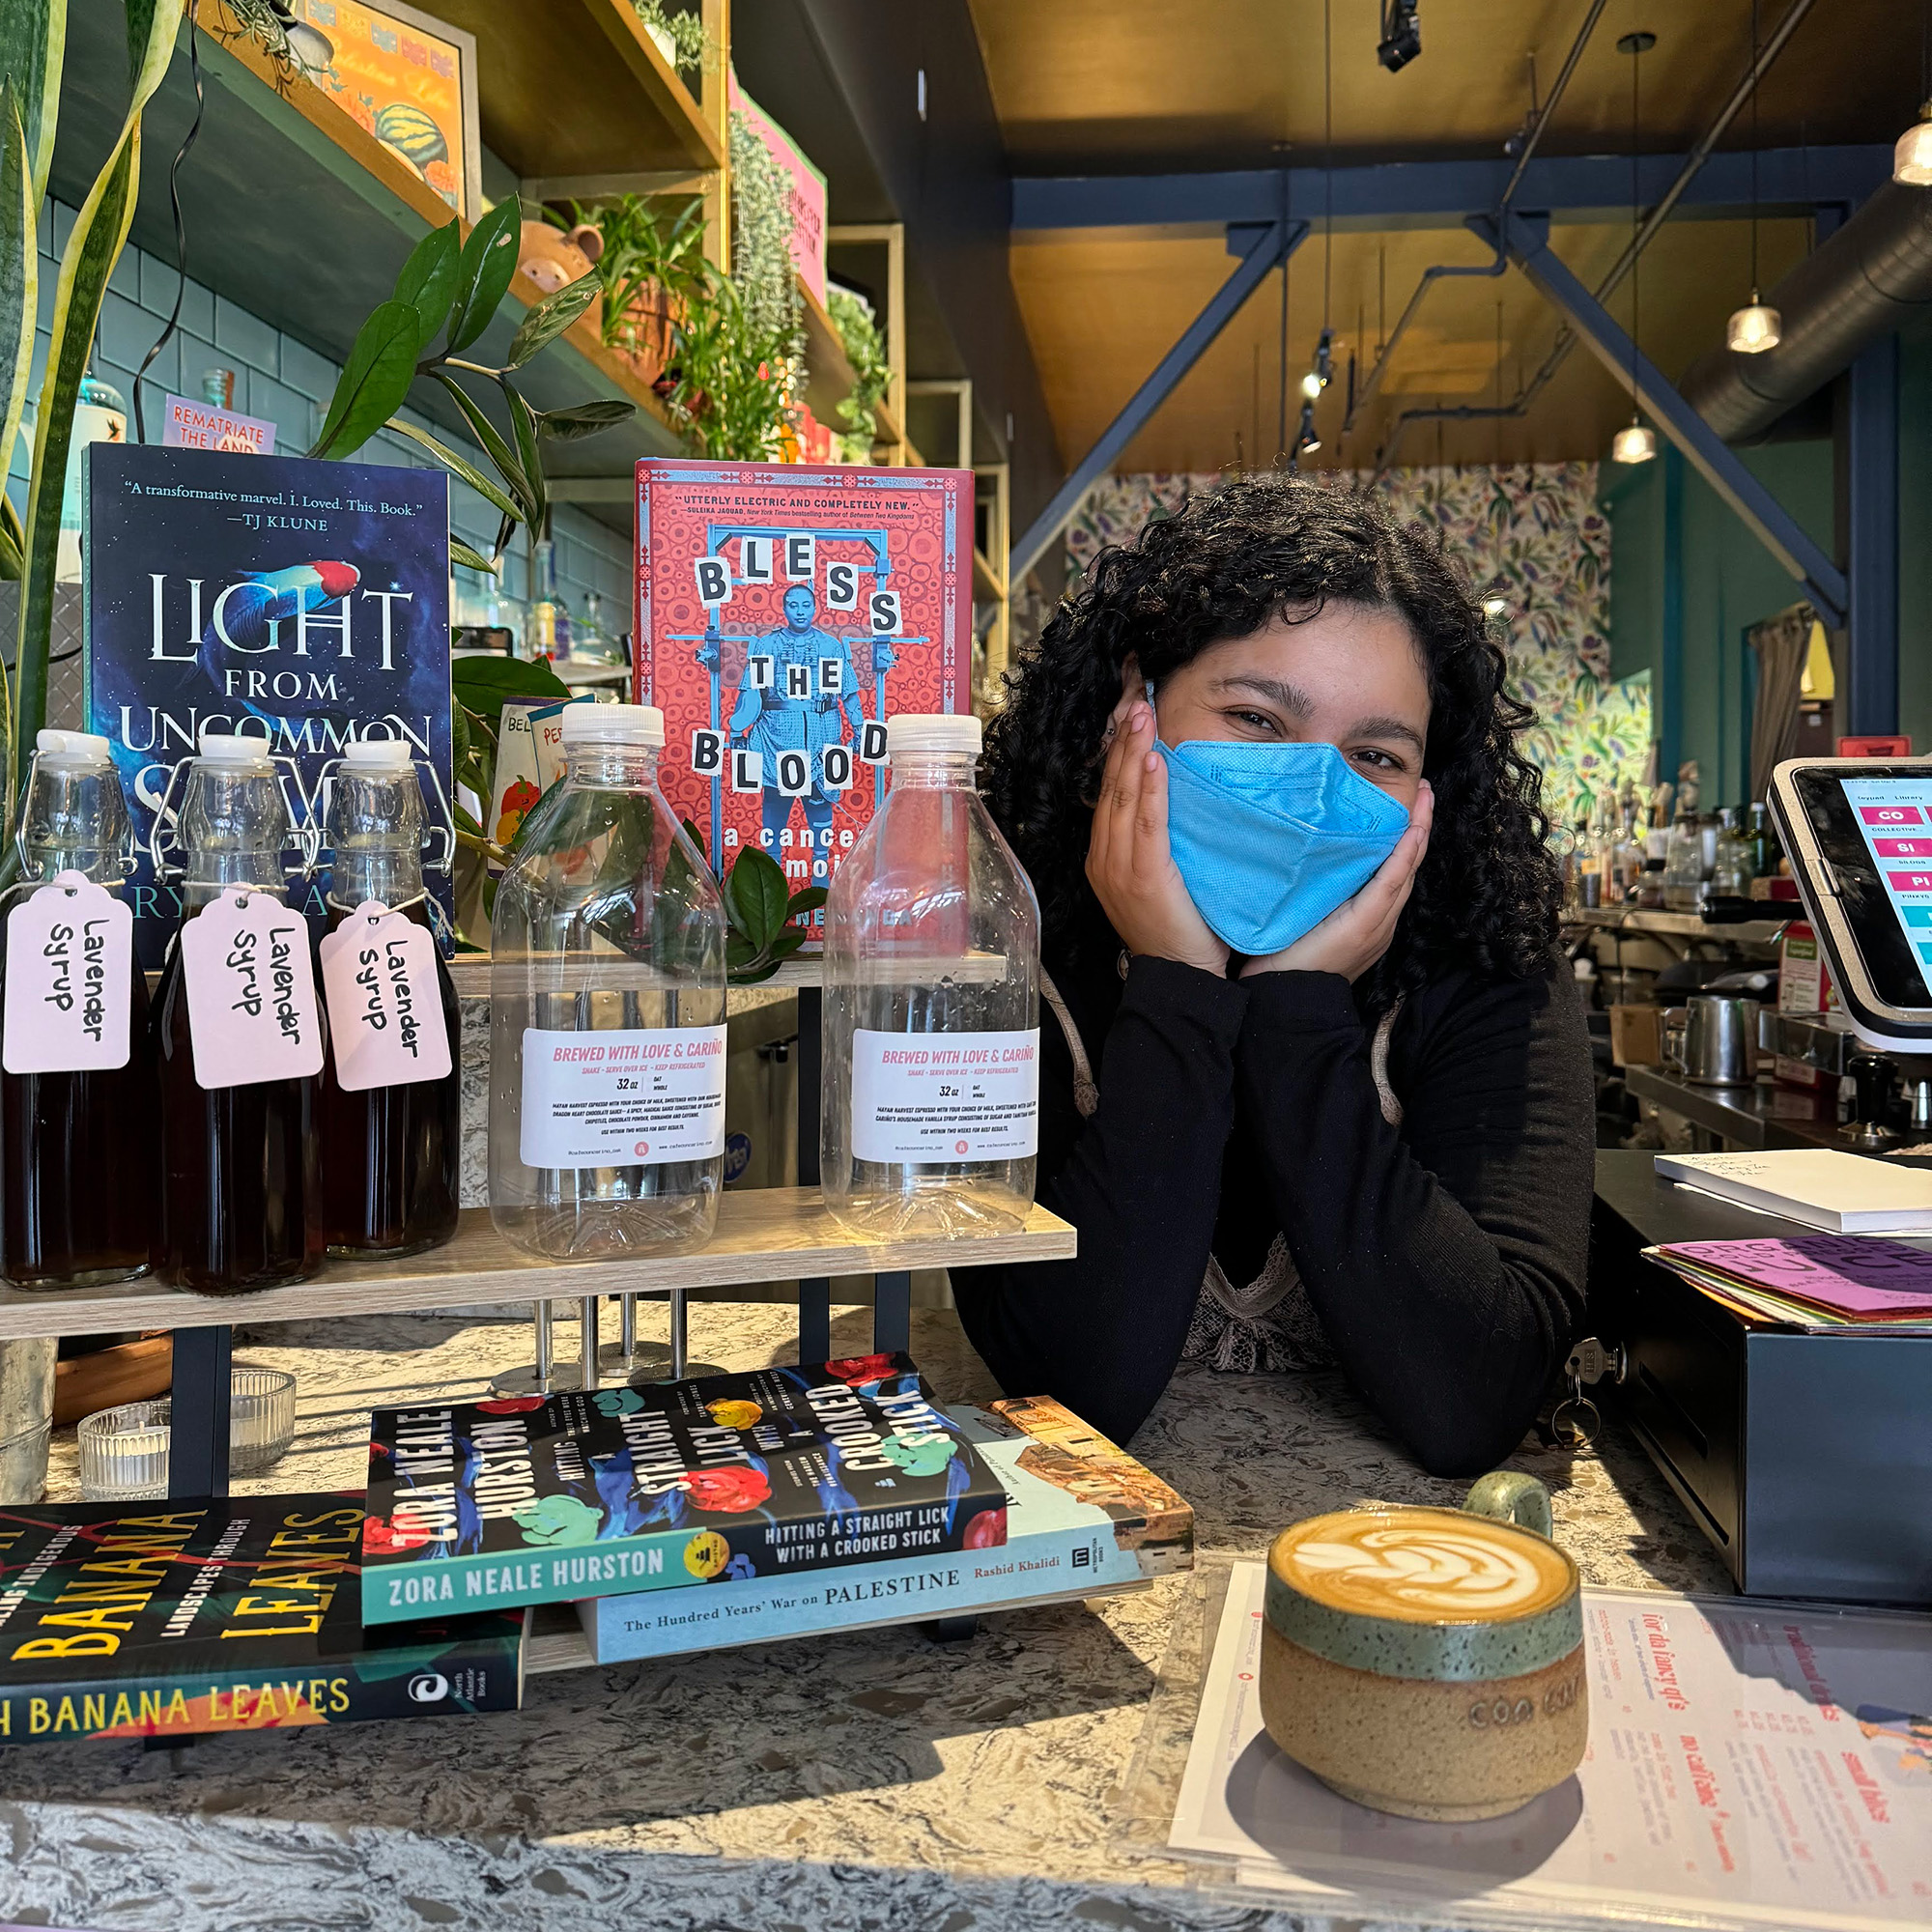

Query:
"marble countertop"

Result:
[[10, 1297, 1731, 1932]]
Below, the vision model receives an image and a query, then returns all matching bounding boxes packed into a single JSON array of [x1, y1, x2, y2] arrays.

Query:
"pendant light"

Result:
[[1897, 2, 1932, 183], [1611, 28, 1657, 465], [1726, 0, 1781, 353]]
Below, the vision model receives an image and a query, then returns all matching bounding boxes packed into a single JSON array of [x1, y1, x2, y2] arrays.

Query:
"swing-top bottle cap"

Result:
[[35, 729, 112, 765], [196, 727, 274, 770], [560, 701, 665, 749], [340, 736, 414, 770], [887, 713, 981, 757]]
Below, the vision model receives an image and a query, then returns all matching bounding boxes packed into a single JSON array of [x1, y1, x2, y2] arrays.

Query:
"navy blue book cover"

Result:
[[83, 445, 455, 966]]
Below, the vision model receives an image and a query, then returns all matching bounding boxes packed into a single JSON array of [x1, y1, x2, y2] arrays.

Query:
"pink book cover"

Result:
[[634, 459, 972, 923], [1657, 1236, 1932, 1319]]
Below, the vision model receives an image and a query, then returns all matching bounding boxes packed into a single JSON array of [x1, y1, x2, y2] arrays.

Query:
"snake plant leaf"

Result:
[[444, 198, 522, 355], [383, 416, 521, 525], [449, 536, 497, 576], [431, 371, 533, 524], [0, 0, 66, 204], [503, 270, 599, 370], [0, 85, 35, 557], [500, 380, 545, 535], [392, 218, 461, 355], [536, 397, 637, 440], [307, 299, 417, 457]]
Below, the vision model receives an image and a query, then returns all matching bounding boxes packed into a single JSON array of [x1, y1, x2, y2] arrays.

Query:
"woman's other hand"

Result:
[[1086, 695, 1230, 977], [1242, 781, 1434, 983]]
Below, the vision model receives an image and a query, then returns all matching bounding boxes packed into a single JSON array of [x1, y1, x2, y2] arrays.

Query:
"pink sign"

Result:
[[1889, 869, 1932, 893], [728, 71, 828, 304], [1875, 837, 1932, 858], [161, 392, 276, 454], [1860, 803, 1923, 825]]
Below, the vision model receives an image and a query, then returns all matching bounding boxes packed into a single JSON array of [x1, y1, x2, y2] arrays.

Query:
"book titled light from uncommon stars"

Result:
[[359, 1356, 1009, 1626]]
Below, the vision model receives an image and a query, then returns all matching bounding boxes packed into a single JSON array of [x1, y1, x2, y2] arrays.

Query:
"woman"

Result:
[[954, 476, 1594, 1477]]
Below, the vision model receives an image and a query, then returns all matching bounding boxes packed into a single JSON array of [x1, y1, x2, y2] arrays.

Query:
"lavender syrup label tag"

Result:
[[318, 901, 451, 1092], [2, 871, 133, 1074], [181, 889, 325, 1090]]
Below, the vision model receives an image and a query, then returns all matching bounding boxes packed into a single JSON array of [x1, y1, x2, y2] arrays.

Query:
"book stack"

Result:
[[1653, 1150, 1932, 1234], [1642, 1233, 1932, 1332]]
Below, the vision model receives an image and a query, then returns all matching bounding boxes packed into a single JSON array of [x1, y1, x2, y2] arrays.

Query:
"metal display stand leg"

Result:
[[872, 1270, 912, 1355], [796, 983, 832, 1364], [170, 1325, 233, 1496], [600, 1294, 672, 1378], [491, 1300, 559, 1397]]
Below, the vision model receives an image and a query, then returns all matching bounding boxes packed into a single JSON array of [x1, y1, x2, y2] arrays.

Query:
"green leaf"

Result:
[[501, 380, 545, 533], [785, 885, 828, 920], [384, 417, 522, 525], [723, 846, 789, 948], [432, 370, 534, 523], [725, 932, 763, 970], [0, 86, 36, 529], [451, 654, 570, 724], [454, 799, 485, 839], [309, 301, 418, 458], [445, 198, 523, 355], [394, 220, 461, 353], [450, 536, 498, 575], [537, 397, 637, 441], [0, 0, 66, 204], [504, 270, 599, 369], [767, 927, 808, 960], [680, 815, 707, 858]]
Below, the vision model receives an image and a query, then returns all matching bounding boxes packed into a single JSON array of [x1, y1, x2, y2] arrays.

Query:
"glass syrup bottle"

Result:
[[318, 739, 461, 1257], [153, 733, 325, 1293], [0, 730, 156, 1287]]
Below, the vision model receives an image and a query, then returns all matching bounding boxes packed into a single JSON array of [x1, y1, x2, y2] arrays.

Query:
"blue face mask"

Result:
[[1154, 735, 1411, 956]]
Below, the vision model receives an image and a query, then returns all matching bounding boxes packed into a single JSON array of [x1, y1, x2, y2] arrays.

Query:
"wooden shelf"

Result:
[[973, 548, 1007, 602], [1568, 907, 1794, 945], [51, 7, 684, 498], [797, 276, 919, 463], [0, 1195, 1075, 1342], [426, 0, 724, 180], [443, 951, 1009, 999]]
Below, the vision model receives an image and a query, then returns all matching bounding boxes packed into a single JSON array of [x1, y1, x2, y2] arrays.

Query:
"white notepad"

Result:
[[1654, 1149, 1932, 1233]]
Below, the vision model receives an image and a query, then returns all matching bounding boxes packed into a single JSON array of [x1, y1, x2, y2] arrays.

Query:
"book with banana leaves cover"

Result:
[[0, 1493, 524, 1746], [360, 1354, 1009, 1626]]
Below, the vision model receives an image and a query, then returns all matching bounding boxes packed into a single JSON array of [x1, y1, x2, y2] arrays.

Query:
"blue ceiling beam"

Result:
[[1011, 146, 1891, 233], [1482, 211, 1849, 628], [1009, 220, 1308, 589]]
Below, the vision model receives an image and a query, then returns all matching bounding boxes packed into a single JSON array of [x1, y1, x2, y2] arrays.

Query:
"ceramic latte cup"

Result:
[[1260, 1471, 1586, 1822]]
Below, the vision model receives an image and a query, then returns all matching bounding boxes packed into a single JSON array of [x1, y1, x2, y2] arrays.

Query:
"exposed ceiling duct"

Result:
[[1679, 181, 1932, 441]]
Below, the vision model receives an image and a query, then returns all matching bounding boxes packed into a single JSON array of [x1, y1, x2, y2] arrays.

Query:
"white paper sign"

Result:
[[318, 902, 452, 1092], [851, 1028, 1039, 1164], [2, 871, 133, 1074], [519, 1024, 727, 1168], [181, 890, 326, 1090]]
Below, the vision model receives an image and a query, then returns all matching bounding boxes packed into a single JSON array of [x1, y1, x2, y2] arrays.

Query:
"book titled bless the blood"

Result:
[[634, 458, 971, 914], [360, 1356, 1008, 1625]]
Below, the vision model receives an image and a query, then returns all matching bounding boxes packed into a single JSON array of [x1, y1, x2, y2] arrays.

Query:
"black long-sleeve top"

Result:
[[952, 947, 1596, 1477]]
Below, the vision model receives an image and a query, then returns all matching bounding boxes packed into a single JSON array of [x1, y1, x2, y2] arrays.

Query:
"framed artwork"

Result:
[[287, 0, 482, 220]]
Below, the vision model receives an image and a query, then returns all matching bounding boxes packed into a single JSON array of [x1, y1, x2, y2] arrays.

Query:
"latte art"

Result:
[[1277, 1508, 1575, 1622]]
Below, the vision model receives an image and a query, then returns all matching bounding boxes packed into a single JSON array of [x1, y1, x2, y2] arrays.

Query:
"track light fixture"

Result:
[[1314, 327, 1334, 387], [1296, 400, 1321, 454], [1377, 0, 1421, 72], [1300, 371, 1322, 400]]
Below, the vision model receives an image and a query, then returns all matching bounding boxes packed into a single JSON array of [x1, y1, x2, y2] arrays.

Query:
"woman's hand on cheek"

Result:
[[1086, 699, 1231, 978], [1242, 781, 1434, 983]]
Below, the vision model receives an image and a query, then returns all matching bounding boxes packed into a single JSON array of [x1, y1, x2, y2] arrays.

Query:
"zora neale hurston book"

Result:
[[359, 1355, 1009, 1625], [82, 443, 455, 966]]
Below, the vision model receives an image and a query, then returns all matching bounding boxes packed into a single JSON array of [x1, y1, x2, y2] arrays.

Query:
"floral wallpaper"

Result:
[[1061, 465, 1651, 829]]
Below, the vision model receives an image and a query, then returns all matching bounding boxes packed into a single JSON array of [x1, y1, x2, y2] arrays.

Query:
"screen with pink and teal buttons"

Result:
[[1843, 775, 1932, 997]]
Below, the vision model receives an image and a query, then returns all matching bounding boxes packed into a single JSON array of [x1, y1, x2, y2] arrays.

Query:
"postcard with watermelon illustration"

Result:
[[359, 1356, 1009, 1625]]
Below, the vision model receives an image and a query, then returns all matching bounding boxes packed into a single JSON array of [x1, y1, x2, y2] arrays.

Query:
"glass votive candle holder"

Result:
[[78, 1369, 299, 1498], [78, 1400, 172, 1501], [229, 1368, 298, 1474]]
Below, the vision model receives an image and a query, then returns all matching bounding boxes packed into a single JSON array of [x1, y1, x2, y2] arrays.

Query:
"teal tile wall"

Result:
[[12, 201, 634, 633]]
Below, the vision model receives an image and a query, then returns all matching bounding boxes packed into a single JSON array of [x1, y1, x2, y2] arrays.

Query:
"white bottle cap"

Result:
[[36, 729, 112, 764], [197, 728, 274, 769], [887, 713, 981, 757], [341, 736, 414, 770], [560, 701, 665, 749]]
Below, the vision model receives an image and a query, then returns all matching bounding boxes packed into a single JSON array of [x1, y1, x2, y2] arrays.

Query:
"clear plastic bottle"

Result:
[[318, 739, 461, 1258], [489, 703, 726, 1259], [822, 714, 1041, 1239], [0, 730, 156, 1286], [153, 733, 325, 1293]]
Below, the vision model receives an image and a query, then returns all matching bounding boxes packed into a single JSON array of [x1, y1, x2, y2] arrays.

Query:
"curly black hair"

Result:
[[981, 473, 1562, 1015]]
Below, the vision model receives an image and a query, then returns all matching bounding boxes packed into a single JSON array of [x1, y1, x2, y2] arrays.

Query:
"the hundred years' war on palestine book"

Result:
[[0, 1495, 524, 1745], [83, 444, 456, 967], [578, 1396, 1196, 1663], [360, 1355, 1009, 1626], [635, 458, 970, 920]]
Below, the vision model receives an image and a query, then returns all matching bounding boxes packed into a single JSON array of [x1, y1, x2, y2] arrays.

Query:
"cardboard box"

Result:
[[1608, 1004, 1663, 1068]]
